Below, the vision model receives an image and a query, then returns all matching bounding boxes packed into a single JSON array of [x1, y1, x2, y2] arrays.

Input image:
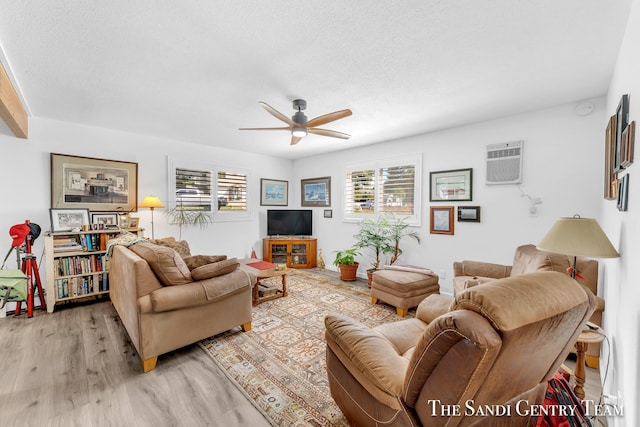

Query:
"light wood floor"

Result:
[[0, 272, 605, 426]]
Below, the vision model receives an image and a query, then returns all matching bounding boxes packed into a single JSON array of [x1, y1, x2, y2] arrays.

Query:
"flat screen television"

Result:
[[267, 209, 313, 236]]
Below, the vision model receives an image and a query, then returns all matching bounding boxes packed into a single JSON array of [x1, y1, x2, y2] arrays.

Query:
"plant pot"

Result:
[[367, 268, 376, 288], [339, 262, 359, 281]]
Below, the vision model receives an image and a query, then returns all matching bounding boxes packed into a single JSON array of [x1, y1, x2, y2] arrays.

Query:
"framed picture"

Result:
[[127, 217, 139, 229], [614, 94, 629, 172], [260, 178, 288, 206], [91, 212, 118, 227], [50, 208, 90, 232], [430, 206, 454, 235], [617, 174, 629, 212], [457, 206, 480, 222], [324, 209, 333, 218], [604, 114, 618, 200], [621, 121, 635, 168], [430, 168, 472, 202], [51, 153, 138, 212], [301, 176, 331, 207]]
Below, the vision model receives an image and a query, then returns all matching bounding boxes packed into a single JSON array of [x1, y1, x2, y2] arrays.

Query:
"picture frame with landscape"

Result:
[[91, 212, 118, 227], [301, 176, 331, 207], [429, 168, 472, 202], [260, 178, 288, 206]]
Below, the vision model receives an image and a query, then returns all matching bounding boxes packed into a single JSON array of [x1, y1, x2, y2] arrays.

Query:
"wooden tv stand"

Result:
[[263, 237, 317, 269]]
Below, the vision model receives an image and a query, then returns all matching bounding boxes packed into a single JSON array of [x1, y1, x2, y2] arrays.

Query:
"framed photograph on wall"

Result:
[[260, 178, 288, 206], [51, 153, 138, 212], [430, 206, 454, 235], [301, 176, 331, 207], [457, 206, 480, 222], [50, 208, 90, 232], [324, 209, 333, 218], [429, 168, 472, 202], [614, 94, 629, 172], [621, 121, 635, 168], [604, 114, 618, 199], [617, 174, 629, 211]]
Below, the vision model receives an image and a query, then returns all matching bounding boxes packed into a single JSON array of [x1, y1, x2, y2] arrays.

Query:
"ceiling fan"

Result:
[[239, 99, 352, 145]]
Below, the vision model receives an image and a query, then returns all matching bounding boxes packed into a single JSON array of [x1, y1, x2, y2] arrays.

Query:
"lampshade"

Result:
[[537, 216, 619, 258], [139, 195, 164, 209]]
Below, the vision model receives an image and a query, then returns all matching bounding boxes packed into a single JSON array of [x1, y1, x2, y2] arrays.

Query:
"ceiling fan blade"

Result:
[[239, 127, 291, 131], [308, 128, 351, 139], [290, 135, 303, 145], [305, 109, 352, 128], [259, 101, 295, 126]]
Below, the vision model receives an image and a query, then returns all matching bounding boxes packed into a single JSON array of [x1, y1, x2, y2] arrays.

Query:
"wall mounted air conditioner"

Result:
[[486, 140, 524, 185]]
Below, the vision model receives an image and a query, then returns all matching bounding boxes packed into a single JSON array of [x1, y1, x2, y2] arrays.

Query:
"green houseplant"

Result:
[[353, 214, 420, 285], [333, 248, 361, 281], [164, 200, 214, 240]]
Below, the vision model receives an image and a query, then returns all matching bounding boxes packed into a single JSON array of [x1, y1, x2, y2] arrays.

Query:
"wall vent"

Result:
[[486, 141, 524, 185]]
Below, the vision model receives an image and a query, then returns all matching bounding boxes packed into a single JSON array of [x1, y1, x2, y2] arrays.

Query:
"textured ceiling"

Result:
[[0, 1, 633, 159]]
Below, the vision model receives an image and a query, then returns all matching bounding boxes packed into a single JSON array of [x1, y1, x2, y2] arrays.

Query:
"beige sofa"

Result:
[[453, 244, 605, 368], [325, 271, 596, 426], [109, 241, 252, 372]]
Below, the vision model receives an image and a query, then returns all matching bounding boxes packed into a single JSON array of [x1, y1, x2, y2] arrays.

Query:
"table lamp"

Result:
[[139, 195, 164, 239], [537, 215, 619, 278]]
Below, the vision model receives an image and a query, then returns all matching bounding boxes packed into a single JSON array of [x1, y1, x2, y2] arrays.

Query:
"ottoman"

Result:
[[371, 267, 440, 317]]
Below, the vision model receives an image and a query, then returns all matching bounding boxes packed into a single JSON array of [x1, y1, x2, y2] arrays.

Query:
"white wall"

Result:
[[0, 117, 292, 296], [294, 100, 606, 294], [602, 0, 640, 425]]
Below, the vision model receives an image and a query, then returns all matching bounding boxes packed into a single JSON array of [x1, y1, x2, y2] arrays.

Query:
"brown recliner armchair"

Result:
[[453, 244, 605, 368], [325, 271, 596, 426]]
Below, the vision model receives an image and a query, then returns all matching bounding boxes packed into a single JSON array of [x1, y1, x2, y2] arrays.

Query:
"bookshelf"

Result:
[[44, 228, 143, 313]]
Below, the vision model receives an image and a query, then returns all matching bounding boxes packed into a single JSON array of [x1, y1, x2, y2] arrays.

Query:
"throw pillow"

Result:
[[191, 258, 239, 281], [149, 237, 192, 258], [130, 242, 193, 286], [183, 255, 228, 270]]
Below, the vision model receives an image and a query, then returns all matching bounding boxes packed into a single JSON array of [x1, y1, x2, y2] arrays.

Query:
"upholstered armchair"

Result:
[[453, 244, 604, 367], [325, 271, 596, 426]]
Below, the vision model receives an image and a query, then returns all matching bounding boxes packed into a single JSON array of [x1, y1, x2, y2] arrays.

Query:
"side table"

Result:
[[574, 327, 605, 400]]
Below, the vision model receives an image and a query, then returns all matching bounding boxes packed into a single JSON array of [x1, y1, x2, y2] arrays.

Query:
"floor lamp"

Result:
[[537, 215, 619, 278], [139, 195, 164, 239]]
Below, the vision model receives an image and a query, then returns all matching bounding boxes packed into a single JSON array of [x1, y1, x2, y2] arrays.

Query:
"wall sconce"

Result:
[[519, 187, 542, 215]]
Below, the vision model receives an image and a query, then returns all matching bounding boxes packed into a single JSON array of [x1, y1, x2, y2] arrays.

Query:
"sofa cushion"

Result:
[[191, 258, 239, 281], [510, 244, 570, 276], [183, 255, 228, 270], [130, 242, 193, 286], [149, 237, 192, 258]]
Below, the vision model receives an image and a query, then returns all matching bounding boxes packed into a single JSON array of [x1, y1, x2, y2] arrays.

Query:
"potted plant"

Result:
[[164, 200, 214, 240], [385, 214, 421, 265], [352, 216, 393, 286], [333, 248, 361, 281]]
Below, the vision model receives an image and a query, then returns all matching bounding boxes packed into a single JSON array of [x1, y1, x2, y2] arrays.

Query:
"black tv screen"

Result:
[[267, 210, 312, 236]]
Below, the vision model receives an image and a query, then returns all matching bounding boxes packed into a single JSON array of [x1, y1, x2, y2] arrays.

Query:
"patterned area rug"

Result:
[[199, 270, 409, 426]]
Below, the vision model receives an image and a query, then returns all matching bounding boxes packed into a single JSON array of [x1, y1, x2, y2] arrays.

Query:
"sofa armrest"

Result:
[[325, 314, 408, 397], [454, 260, 512, 279]]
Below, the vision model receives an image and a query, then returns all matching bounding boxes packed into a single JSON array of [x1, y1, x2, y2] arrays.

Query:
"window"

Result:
[[344, 155, 421, 224], [174, 167, 212, 211], [216, 169, 248, 214]]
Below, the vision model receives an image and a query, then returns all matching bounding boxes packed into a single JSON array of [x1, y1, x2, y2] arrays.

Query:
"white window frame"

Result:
[[213, 165, 251, 221], [343, 154, 421, 225], [168, 158, 213, 212]]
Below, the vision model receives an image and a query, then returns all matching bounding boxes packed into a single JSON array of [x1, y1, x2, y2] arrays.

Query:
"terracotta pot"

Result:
[[339, 262, 359, 281], [367, 268, 376, 288]]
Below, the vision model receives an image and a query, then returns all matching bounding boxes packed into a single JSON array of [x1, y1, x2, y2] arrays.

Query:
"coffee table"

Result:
[[238, 259, 288, 306]]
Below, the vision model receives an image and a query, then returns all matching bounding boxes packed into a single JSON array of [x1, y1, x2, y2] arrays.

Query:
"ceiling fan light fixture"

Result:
[[292, 126, 308, 137]]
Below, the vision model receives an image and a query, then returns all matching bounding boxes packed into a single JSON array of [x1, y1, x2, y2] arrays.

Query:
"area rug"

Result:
[[199, 270, 410, 426]]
